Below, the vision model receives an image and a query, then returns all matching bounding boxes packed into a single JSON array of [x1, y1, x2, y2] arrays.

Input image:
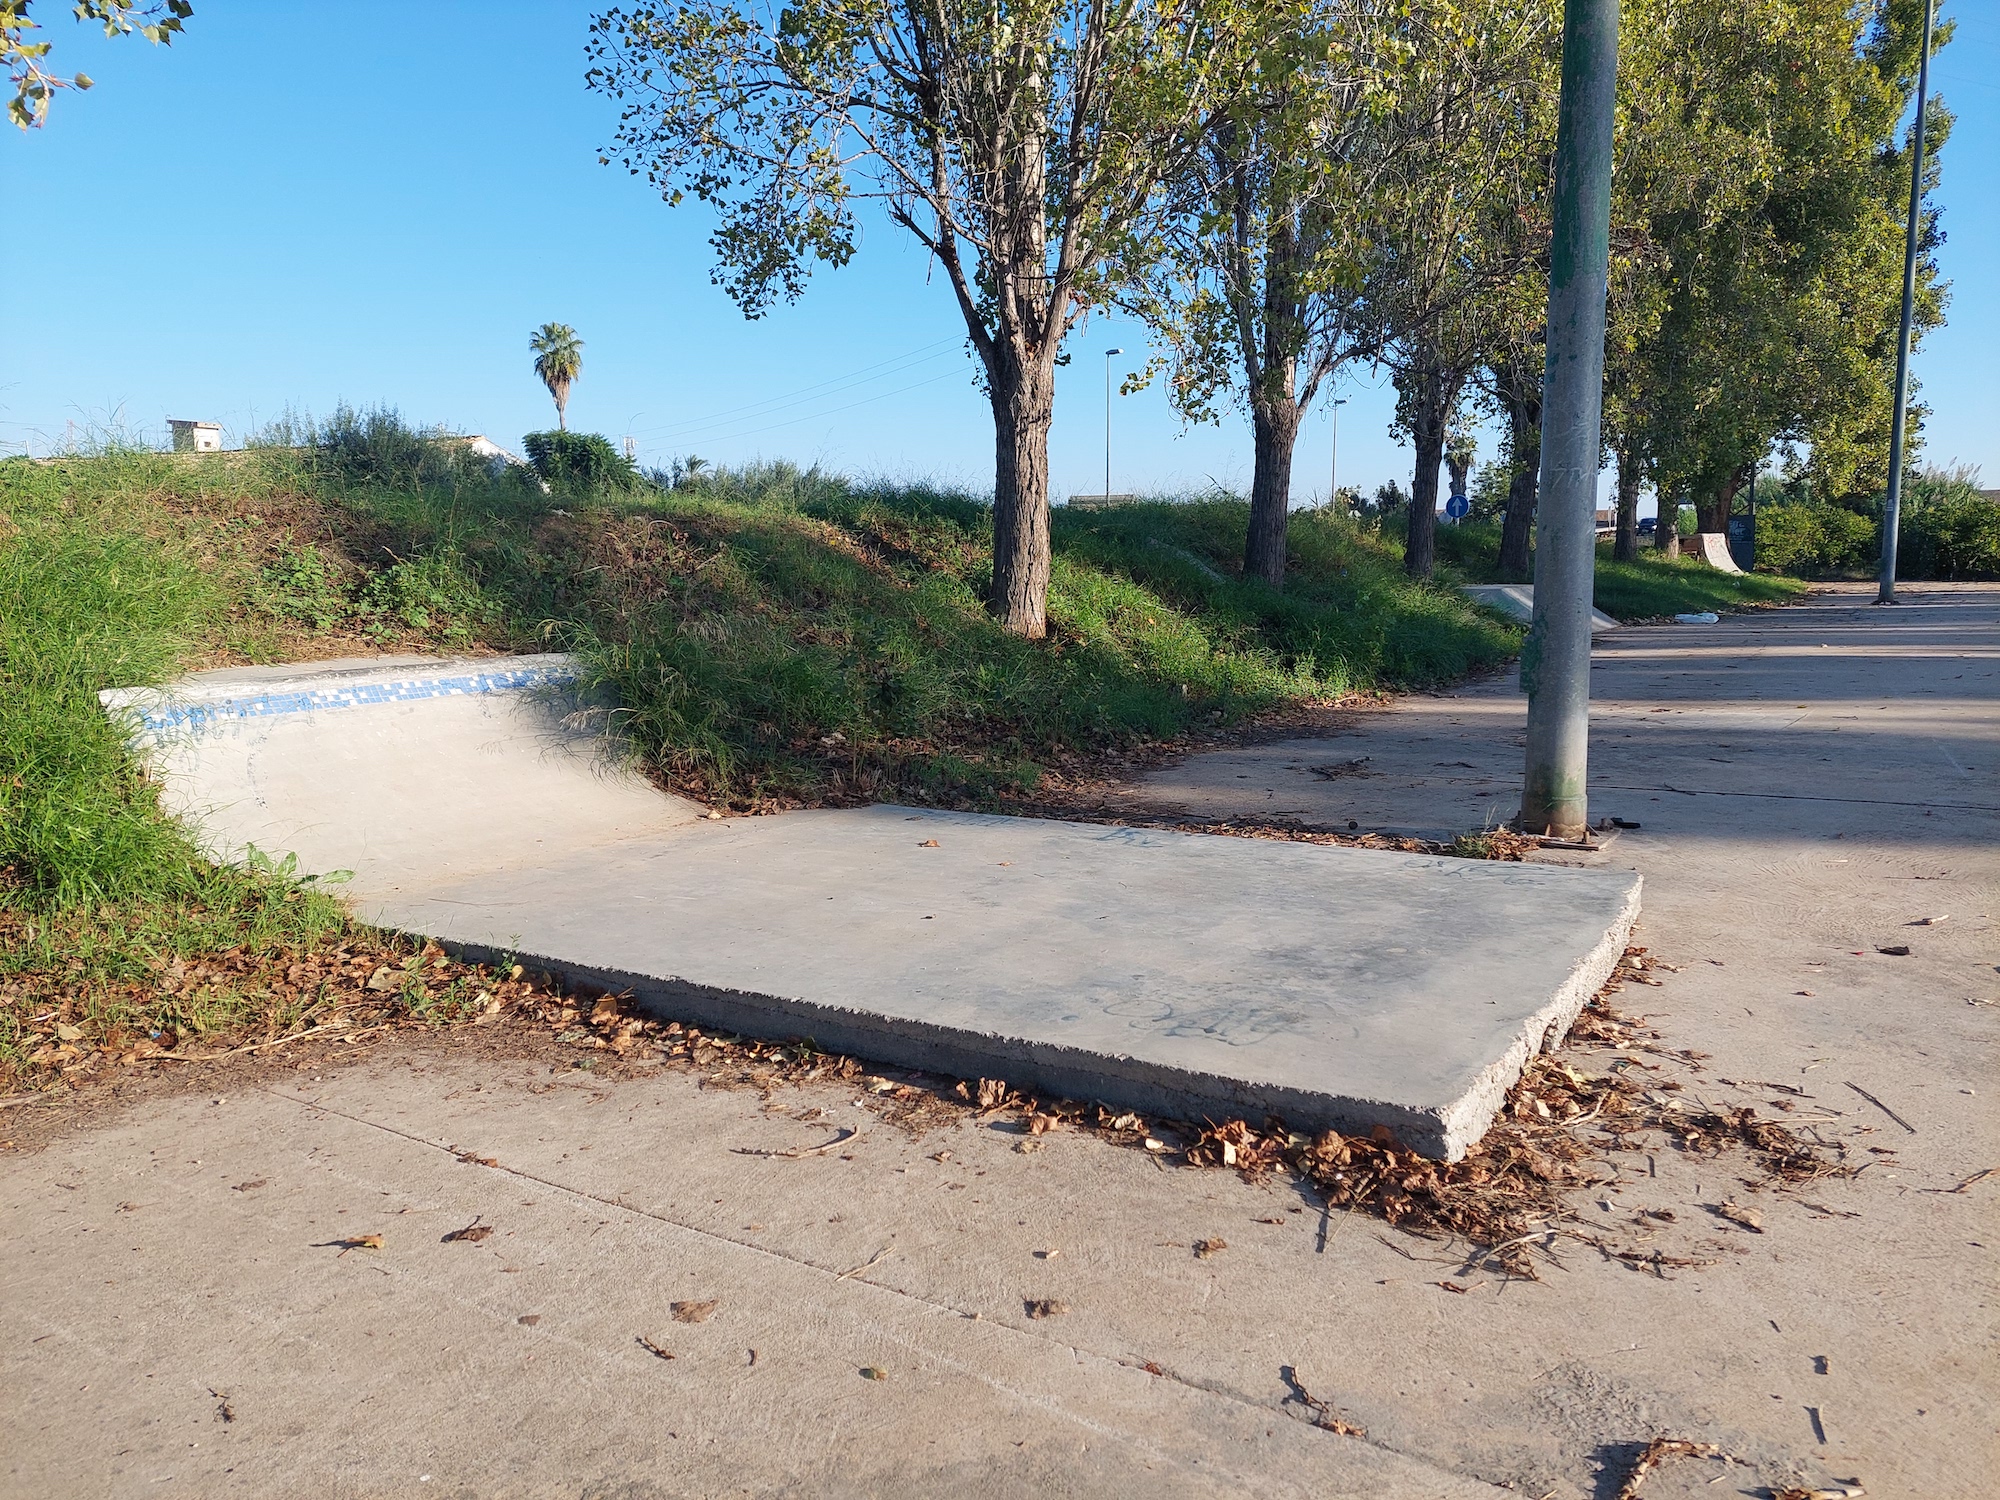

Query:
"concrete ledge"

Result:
[[379, 807, 1642, 1161]]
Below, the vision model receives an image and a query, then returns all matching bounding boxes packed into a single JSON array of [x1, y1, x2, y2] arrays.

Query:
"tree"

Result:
[[1360, 0, 1560, 580], [1612, 0, 1952, 551], [530, 323, 584, 431], [586, 0, 1279, 637], [1365, 0, 1557, 580], [1135, 0, 1400, 587], [4, 0, 190, 129]]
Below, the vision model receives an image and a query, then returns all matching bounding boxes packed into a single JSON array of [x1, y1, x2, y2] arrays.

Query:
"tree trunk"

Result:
[[1613, 447, 1641, 562], [1498, 378, 1540, 581], [1245, 381, 1302, 586], [1703, 463, 1750, 537], [1404, 371, 1449, 579], [1444, 449, 1470, 503], [1654, 490, 1681, 557], [988, 350, 1057, 638]]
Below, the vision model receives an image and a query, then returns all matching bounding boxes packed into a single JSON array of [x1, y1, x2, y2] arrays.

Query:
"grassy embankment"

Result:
[[3, 441, 1526, 1090], [1423, 518, 1809, 618]]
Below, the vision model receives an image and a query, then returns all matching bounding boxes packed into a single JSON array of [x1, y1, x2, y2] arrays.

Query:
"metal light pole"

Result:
[[1104, 348, 1124, 501], [1329, 397, 1348, 505], [1878, 0, 1936, 605], [1520, 0, 1621, 838]]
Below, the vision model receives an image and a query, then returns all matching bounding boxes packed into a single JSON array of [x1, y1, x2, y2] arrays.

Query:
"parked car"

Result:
[[1637, 517, 1657, 536]]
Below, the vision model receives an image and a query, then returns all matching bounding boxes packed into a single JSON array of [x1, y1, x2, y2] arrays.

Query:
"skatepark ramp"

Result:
[[102, 655, 1641, 1159]]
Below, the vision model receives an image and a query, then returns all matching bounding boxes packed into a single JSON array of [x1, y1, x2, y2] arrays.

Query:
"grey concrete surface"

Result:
[[16, 583, 1993, 1499], [101, 657, 1643, 1160], [388, 809, 1637, 1160], [1462, 582, 1621, 633]]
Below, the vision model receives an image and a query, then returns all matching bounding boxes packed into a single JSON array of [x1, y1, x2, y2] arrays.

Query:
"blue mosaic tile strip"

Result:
[[125, 666, 576, 737]]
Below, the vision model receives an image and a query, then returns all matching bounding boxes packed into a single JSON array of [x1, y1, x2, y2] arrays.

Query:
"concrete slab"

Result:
[[102, 656, 1642, 1159], [1461, 583, 1620, 633]]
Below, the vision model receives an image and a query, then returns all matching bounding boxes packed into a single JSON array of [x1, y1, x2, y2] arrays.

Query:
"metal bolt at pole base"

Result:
[[1519, 0, 1621, 839], [1878, 0, 1935, 606]]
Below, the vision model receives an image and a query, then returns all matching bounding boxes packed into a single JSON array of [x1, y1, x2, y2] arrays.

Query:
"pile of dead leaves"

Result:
[[1164, 947, 1845, 1274], [1, 919, 540, 1094]]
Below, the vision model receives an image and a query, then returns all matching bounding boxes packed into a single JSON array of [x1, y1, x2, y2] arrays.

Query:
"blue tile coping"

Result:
[[99, 654, 581, 744]]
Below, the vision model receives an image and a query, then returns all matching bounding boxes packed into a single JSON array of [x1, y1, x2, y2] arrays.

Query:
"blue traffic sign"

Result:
[[1444, 492, 1471, 520]]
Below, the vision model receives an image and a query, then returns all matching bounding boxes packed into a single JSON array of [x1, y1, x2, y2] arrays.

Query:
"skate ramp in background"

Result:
[[1695, 531, 1744, 573], [102, 655, 1642, 1160]]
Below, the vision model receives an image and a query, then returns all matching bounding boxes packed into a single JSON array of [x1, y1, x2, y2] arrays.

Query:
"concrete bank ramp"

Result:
[[1461, 583, 1621, 633], [103, 655, 1640, 1160]]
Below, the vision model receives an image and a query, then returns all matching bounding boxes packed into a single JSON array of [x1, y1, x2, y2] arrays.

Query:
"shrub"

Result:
[[1755, 502, 1877, 575], [315, 404, 467, 490], [522, 430, 638, 496], [1901, 493, 2000, 580]]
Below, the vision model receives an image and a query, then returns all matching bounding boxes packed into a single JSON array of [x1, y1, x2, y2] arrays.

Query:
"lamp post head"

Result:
[[1107, 348, 1124, 357]]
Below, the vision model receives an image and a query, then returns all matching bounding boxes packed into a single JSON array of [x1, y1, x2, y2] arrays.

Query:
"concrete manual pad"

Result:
[[102, 656, 1641, 1159]]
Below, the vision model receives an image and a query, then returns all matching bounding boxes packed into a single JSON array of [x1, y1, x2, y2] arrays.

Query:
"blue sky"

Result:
[[6, 1, 1994, 506]]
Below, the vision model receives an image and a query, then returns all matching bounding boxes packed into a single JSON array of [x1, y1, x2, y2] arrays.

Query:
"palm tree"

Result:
[[529, 323, 583, 429]]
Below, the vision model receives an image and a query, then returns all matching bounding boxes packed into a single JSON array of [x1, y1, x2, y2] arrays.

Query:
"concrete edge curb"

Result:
[[1434, 874, 1643, 1158], [426, 940, 1472, 1160]]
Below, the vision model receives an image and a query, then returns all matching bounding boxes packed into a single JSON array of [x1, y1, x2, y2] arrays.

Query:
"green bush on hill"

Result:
[[522, 430, 641, 496]]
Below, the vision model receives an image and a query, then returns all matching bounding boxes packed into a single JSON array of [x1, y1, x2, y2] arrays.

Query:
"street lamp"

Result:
[[1329, 396, 1349, 506], [1104, 349, 1124, 502], [1878, 0, 1936, 604]]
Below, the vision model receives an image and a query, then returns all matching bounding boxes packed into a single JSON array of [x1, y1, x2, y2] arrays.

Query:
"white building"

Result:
[[168, 419, 222, 453]]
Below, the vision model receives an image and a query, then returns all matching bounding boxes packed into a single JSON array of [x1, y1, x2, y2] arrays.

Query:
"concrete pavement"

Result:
[[8, 582, 1995, 1498]]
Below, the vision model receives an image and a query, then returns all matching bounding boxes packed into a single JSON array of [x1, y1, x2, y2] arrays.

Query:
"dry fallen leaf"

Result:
[[1024, 1298, 1069, 1319], [1028, 1112, 1060, 1135], [859, 1366, 887, 1381], [671, 1299, 719, 1324], [636, 1335, 675, 1361], [1715, 1201, 1764, 1233], [54, 1023, 84, 1042], [516, 1314, 540, 1326], [347, 1234, 385, 1250], [917, 839, 940, 848], [976, 1078, 1009, 1109], [1193, 1237, 1228, 1259], [1612, 1436, 1727, 1500], [441, 1221, 493, 1244]]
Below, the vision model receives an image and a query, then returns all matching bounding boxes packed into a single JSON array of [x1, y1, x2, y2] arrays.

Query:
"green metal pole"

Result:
[[1520, 0, 1621, 838], [1878, 0, 1935, 605]]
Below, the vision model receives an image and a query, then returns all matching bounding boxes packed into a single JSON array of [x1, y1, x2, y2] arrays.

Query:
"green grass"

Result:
[[1426, 518, 1807, 619], [310, 460, 1521, 806], [1586, 549, 1805, 619]]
